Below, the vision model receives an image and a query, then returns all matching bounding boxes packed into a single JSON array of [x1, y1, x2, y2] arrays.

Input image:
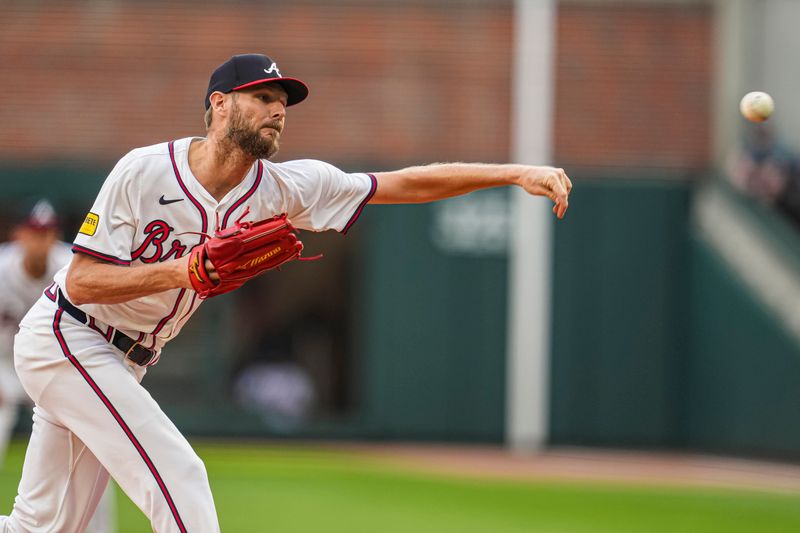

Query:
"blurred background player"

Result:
[[0, 200, 70, 460], [0, 199, 115, 533]]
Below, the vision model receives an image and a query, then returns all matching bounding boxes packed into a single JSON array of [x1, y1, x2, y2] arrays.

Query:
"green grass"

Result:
[[1, 440, 799, 532]]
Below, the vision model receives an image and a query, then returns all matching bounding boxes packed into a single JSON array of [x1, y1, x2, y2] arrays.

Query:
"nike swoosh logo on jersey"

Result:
[[159, 195, 184, 205]]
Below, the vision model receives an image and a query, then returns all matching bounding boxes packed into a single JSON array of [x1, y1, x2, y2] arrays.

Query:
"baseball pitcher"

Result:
[[0, 54, 571, 532]]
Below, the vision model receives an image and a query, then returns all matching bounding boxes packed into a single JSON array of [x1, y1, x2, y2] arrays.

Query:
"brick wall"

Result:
[[1, 1, 712, 172], [0, 1, 512, 168], [555, 3, 713, 172]]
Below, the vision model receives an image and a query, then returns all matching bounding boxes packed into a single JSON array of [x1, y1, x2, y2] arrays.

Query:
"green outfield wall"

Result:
[[549, 179, 800, 458], [356, 195, 510, 442], [549, 180, 692, 447], [683, 236, 800, 457]]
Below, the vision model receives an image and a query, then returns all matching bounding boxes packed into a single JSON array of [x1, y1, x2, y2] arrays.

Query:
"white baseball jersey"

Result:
[[52, 136, 376, 355], [0, 241, 71, 362]]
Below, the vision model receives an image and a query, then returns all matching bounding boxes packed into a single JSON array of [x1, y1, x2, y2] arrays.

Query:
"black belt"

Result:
[[56, 290, 156, 366]]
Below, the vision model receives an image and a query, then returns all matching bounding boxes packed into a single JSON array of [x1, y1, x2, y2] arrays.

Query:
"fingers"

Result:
[[549, 170, 570, 219], [559, 167, 573, 194], [531, 183, 567, 219], [204, 258, 220, 283], [521, 166, 573, 219]]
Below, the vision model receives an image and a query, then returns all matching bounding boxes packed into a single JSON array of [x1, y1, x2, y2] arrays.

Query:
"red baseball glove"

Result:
[[187, 214, 311, 299]]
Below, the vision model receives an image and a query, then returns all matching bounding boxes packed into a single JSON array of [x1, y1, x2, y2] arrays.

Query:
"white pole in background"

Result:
[[506, 0, 556, 452]]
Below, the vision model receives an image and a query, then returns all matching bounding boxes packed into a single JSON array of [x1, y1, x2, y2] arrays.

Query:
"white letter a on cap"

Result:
[[264, 62, 282, 77]]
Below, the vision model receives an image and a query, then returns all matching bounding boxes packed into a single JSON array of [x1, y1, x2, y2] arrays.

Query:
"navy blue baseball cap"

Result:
[[205, 54, 309, 110]]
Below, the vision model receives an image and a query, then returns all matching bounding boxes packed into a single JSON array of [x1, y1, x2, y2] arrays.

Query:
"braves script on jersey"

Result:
[[53, 137, 376, 357]]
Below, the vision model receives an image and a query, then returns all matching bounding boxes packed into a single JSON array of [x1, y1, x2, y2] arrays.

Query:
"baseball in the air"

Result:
[[739, 91, 774, 122]]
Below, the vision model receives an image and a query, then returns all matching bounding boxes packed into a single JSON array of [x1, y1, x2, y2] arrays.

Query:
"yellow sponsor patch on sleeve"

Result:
[[79, 212, 100, 236]]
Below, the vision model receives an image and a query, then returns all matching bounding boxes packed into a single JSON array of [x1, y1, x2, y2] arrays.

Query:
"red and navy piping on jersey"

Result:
[[144, 332, 158, 351], [172, 292, 201, 348], [88, 316, 114, 342], [151, 289, 185, 336], [342, 173, 377, 234], [168, 141, 208, 244], [220, 160, 263, 229], [71, 244, 131, 266], [44, 283, 57, 302], [159, 140, 213, 341], [52, 308, 187, 533]]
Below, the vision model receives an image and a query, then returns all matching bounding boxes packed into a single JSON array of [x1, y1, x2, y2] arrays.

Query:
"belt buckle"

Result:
[[125, 342, 152, 366]]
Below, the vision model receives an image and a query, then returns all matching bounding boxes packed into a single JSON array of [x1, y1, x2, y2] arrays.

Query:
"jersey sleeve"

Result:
[[71, 152, 140, 265], [275, 160, 377, 233]]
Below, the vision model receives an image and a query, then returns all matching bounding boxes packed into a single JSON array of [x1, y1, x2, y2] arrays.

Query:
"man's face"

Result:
[[13, 226, 58, 259], [224, 84, 288, 160]]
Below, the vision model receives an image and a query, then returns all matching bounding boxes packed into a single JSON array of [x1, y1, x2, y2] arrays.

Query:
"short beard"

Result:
[[224, 103, 280, 160]]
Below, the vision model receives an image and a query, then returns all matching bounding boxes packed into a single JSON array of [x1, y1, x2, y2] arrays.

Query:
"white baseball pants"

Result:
[[0, 293, 220, 532]]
